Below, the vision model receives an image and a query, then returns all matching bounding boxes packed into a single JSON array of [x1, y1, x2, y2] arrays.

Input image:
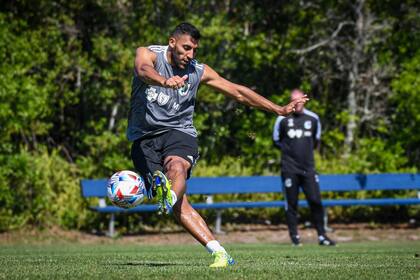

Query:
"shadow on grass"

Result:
[[107, 261, 192, 267]]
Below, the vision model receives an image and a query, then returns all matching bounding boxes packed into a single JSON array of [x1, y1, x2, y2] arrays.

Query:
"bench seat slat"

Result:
[[91, 205, 159, 213], [192, 201, 286, 209], [321, 198, 420, 207], [89, 198, 420, 213], [81, 174, 420, 198], [82, 173, 420, 213]]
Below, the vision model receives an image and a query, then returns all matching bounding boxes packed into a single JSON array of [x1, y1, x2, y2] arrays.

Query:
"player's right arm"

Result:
[[201, 64, 308, 116], [135, 47, 187, 89]]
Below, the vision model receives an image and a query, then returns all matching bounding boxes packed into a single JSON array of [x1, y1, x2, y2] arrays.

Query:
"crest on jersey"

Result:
[[146, 87, 158, 102], [157, 92, 170, 106], [288, 118, 294, 127], [178, 82, 191, 97], [304, 121, 312, 129]]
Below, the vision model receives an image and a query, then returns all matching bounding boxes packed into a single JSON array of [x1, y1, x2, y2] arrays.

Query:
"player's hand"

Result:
[[281, 95, 309, 115], [163, 75, 188, 89]]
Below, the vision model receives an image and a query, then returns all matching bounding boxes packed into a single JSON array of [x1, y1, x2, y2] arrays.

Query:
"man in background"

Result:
[[273, 89, 335, 246]]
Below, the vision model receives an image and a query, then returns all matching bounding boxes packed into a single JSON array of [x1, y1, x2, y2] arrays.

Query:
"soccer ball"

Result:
[[107, 170, 146, 209]]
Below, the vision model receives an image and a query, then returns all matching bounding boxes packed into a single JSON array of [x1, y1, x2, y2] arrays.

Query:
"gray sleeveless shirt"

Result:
[[127, 45, 205, 141]]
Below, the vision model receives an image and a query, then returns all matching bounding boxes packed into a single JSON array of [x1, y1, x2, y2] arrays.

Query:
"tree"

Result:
[[290, 0, 394, 156]]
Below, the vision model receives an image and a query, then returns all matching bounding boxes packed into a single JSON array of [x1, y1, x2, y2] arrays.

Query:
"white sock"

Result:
[[170, 190, 177, 206], [205, 240, 226, 254]]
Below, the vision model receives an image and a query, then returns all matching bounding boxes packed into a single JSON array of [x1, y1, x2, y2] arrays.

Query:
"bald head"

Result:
[[290, 89, 305, 113]]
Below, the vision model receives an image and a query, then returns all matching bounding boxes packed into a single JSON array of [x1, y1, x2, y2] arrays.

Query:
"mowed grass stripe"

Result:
[[0, 242, 418, 280]]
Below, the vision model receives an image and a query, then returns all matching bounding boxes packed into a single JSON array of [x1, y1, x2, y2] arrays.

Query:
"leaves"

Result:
[[0, 0, 419, 231]]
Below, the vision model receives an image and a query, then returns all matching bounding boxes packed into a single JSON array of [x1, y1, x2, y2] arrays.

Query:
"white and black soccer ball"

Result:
[[107, 170, 146, 209]]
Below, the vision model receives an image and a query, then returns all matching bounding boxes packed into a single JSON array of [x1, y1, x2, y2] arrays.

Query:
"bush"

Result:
[[0, 149, 91, 231]]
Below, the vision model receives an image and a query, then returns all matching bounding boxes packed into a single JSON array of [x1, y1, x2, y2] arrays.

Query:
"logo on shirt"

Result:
[[178, 82, 191, 96], [304, 121, 312, 129], [287, 119, 294, 127], [157, 92, 170, 106], [146, 87, 158, 102], [304, 131, 312, 137], [171, 102, 180, 112], [287, 129, 303, 138]]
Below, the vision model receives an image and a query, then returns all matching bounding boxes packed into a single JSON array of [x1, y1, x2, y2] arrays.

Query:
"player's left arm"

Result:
[[201, 65, 308, 116]]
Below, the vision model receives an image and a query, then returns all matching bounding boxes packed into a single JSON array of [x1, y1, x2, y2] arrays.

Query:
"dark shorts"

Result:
[[131, 129, 199, 188]]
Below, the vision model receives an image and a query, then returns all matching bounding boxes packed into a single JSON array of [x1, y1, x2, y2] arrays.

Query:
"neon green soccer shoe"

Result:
[[152, 170, 173, 214], [209, 251, 235, 268]]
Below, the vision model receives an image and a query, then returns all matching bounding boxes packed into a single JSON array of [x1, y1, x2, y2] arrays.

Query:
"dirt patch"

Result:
[[1, 223, 419, 245]]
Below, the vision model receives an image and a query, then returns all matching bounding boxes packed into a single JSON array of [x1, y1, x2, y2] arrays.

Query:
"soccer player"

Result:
[[272, 89, 336, 246], [128, 23, 308, 267]]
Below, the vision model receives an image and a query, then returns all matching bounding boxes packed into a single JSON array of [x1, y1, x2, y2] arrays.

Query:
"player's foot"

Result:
[[319, 235, 336, 246], [209, 251, 235, 268], [152, 170, 172, 214], [291, 235, 302, 246]]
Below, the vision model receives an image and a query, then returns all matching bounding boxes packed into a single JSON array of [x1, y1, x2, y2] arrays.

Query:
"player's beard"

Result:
[[171, 51, 188, 69]]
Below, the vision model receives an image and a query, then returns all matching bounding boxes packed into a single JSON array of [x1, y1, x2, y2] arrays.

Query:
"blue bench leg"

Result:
[[108, 213, 115, 237], [215, 210, 223, 234]]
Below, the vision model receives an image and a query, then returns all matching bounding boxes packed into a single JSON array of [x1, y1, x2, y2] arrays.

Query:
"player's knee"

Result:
[[165, 159, 188, 178]]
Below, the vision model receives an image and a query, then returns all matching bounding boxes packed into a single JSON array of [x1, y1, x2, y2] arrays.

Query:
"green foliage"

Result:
[[0, 149, 88, 231], [0, 1, 419, 231], [193, 157, 254, 177], [0, 15, 56, 147], [390, 52, 420, 166], [317, 138, 414, 174], [77, 129, 133, 178]]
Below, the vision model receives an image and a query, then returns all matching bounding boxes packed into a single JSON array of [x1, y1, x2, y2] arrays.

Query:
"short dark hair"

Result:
[[170, 22, 201, 41]]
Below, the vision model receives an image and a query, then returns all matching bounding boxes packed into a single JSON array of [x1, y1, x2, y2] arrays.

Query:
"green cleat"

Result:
[[209, 251, 235, 268], [152, 170, 172, 214]]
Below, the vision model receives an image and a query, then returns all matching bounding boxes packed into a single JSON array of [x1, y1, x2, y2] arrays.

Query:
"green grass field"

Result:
[[0, 242, 418, 280]]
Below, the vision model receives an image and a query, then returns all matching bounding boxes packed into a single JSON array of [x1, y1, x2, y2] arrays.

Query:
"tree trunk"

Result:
[[344, 0, 365, 156], [345, 71, 358, 156]]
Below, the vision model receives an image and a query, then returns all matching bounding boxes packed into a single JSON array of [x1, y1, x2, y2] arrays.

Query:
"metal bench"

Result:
[[80, 173, 420, 236]]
